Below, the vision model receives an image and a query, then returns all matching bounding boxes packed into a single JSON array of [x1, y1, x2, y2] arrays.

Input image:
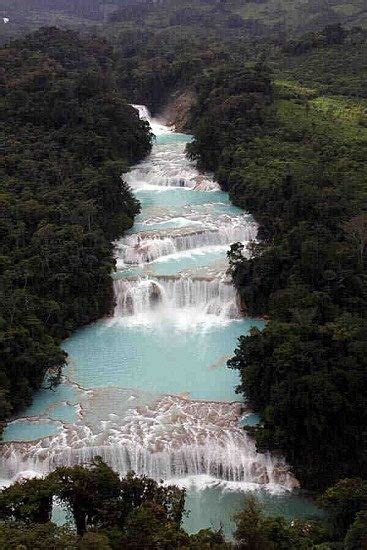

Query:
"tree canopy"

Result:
[[0, 28, 152, 432], [188, 26, 367, 490]]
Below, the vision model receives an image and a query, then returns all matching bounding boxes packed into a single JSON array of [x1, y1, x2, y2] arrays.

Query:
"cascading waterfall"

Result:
[[113, 277, 241, 318], [124, 150, 218, 190], [0, 104, 298, 498], [134, 105, 151, 121], [119, 222, 257, 265], [1, 395, 297, 490], [126, 105, 218, 191]]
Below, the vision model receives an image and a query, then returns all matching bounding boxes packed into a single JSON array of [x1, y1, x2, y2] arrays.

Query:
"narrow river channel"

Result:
[[0, 107, 320, 535]]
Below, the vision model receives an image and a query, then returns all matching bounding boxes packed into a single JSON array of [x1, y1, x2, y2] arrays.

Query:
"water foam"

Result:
[[113, 276, 241, 319], [127, 106, 219, 191], [0, 393, 298, 492], [118, 222, 256, 265], [132, 104, 169, 137]]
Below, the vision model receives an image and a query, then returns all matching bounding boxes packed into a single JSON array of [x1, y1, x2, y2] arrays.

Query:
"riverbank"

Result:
[[187, 39, 367, 490], [0, 29, 152, 434]]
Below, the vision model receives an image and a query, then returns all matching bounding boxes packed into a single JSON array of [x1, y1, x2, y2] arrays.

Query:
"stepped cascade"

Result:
[[0, 106, 298, 502], [118, 223, 257, 265], [113, 276, 241, 318], [1, 394, 296, 489]]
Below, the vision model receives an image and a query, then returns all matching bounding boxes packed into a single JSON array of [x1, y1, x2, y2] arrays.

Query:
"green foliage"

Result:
[[274, 27, 367, 98], [47, 458, 186, 537], [190, 26, 367, 490], [229, 0, 367, 35], [187, 62, 274, 176], [80, 531, 111, 550], [0, 28, 152, 432], [112, 23, 232, 114], [2, 0, 366, 47], [228, 316, 367, 488], [0, 461, 227, 548], [318, 478, 367, 540], [344, 511, 367, 550], [2, 465, 366, 548], [233, 496, 323, 549], [49, 458, 123, 536], [0, 522, 78, 550], [0, 478, 54, 524]]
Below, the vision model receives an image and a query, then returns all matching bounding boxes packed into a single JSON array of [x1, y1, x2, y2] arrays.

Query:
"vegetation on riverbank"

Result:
[[1, 460, 366, 548], [188, 26, 367, 491], [0, 28, 152, 432]]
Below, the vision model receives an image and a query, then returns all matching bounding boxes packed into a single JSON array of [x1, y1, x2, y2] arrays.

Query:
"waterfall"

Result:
[[124, 147, 219, 191], [1, 441, 295, 489], [0, 395, 298, 491], [126, 105, 219, 191], [132, 104, 171, 137], [119, 223, 257, 265], [113, 276, 241, 318], [133, 104, 151, 121]]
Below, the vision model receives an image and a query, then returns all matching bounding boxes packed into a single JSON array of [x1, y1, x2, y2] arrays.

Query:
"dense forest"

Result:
[[0, 27, 152, 432], [187, 25, 367, 491], [1, 0, 366, 43], [1, 460, 366, 548]]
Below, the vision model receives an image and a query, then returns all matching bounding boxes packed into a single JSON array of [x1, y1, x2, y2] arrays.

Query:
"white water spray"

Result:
[[119, 223, 256, 265], [0, 394, 298, 490], [114, 276, 241, 318]]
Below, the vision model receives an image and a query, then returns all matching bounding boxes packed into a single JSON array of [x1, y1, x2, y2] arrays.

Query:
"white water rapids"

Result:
[[0, 106, 298, 495]]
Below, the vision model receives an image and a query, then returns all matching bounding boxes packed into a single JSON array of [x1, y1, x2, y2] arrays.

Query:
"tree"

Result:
[[318, 478, 367, 540], [0, 478, 54, 524], [12, 459, 185, 538], [0, 462, 223, 548], [343, 215, 367, 266], [233, 496, 311, 549], [234, 496, 270, 549], [119, 471, 186, 526], [80, 531, 112, 550], [0, 522, 77, 550], [344, 511, 367, 550], [50, 458, 122, 536]]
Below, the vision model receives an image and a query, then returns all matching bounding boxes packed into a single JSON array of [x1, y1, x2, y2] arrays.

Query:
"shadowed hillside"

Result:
[[1, 0, 366, 43]]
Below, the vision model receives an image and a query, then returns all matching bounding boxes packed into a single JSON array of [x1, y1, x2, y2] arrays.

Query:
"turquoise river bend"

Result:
[[0, 107, 320, 535]]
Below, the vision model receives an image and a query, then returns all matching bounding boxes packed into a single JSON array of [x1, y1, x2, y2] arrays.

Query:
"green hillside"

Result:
[[1, 0, 366, 44], [230, 0, 367, 34]]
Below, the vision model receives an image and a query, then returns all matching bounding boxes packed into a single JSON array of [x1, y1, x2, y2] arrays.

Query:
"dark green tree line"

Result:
[[0, 27, 152, 432], [1, 463, 366, 548], [188, 27, 367, 490]]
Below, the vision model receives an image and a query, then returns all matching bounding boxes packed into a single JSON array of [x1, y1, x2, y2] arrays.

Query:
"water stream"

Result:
[[0, 106, 320, 534]]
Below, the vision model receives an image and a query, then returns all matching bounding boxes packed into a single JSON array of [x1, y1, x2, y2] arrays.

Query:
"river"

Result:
[[0, 107, 319, 535]]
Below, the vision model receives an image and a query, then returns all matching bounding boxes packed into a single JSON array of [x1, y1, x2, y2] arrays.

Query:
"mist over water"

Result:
[[0, 106, 320, 534]]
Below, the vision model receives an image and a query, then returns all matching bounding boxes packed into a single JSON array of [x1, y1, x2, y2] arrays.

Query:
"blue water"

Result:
[[4, 420, 61, 442], [147, 247, 228, 275], [62, 318, 262, 402], [131, 220, 204, 232], [116, 248, 228, 278], [134, 201, 244, 225], [184, 487, 321, 537], [136, 188, 232, 209], [155, 132, 193, 145], [239, 413, 262, 427]]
